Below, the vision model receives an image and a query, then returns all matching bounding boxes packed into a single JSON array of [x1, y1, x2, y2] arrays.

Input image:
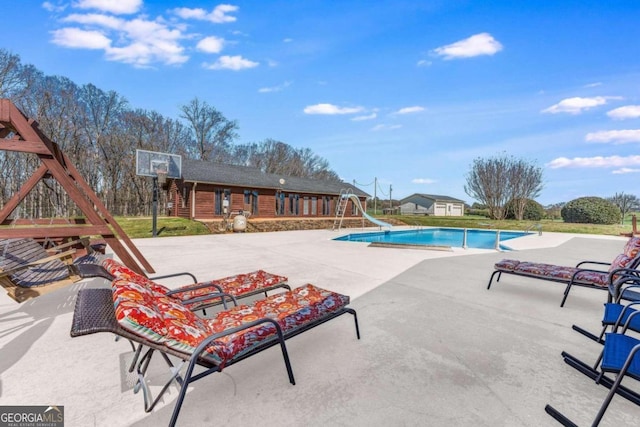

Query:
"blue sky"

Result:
[[4, 1, 640, 205]]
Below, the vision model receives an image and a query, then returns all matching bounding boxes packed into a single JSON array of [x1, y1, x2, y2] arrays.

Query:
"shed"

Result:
[[399, 194, 465, 216]]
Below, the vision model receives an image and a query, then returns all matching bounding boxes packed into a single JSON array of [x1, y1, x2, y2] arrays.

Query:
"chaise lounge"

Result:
[[71, 274, 360, 427], [79, 257, 291, 312], [487, 236, 640, 307]]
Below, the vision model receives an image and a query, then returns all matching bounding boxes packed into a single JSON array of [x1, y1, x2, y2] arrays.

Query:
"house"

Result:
[[165, 159, 370, 220], [399, 194, 465, 216]]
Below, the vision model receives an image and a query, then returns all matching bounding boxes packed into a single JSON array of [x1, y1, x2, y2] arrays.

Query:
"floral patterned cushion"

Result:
[[102, 258, 171, 295], [495, 259, 521, 271], [157, 296, 213, 354], [609, 254, 632, 271], [622, 237, 640, 259], [169, 270, 288, 310], [102, 259, 288, 311], [163, 284, 350, 368], [573, 270, 609, 286], [495, 260, 610, 287], [112, 279, 167, 343]]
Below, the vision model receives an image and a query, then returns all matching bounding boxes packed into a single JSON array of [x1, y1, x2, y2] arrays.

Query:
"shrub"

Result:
[[505, 199, 545, 221], [467, 208, 490, 218], [561, 197, 621, 225]]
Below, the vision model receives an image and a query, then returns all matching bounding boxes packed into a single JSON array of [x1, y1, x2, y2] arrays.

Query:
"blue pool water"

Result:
[[334, 228, 530, 250]]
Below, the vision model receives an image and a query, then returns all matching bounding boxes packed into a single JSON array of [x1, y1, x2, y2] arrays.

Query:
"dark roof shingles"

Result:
[[181, 159, 369, 197]]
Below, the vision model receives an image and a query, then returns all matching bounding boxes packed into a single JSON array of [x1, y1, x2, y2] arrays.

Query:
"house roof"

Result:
[[180, 159, 370, 197], [400, 193, 466, 204]]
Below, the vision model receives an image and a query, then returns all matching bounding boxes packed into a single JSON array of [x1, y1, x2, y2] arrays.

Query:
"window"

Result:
[[322, 196, 332, 215], [181, 184, 189, 208], [351, 198, 359, 215], [244, 189, 259, 215], [311, 197, 317, 215], [215, 188, 230, 215], [289, 194, 299, 215], [276, 191, 285, 215], [303, 196, 310, 215]]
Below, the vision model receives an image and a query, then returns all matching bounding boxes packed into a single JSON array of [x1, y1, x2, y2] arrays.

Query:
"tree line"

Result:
[[0, 49, 340, 219], [464, 153, 638, 224]]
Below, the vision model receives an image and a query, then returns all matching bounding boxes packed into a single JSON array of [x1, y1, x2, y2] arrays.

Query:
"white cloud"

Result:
[[53, 13, 188, 66], [393, 106, 425, 115], [585, 129, 640, 144], [283, 38, 293, 43], [412, 178, 437, 184], [63, 13, 122, 29], [541, 96, 617, 114], [303, 103, 364, 115], [547, 155, 640, 169], [258, 81, 292, 93], [196, 36, 225, 53], [51, 27, 111, 49], [607, 105, 640, 120], [613, 168, 640, 174], [42, 1, 66, 12], [371, 124, 402, 131], [417, 59, 431, 67], [204, 55, 258, 70], [173, 4, 238, 23], [584, 82, 602, 88], [74, 0, 141, 14], [431, 33, 503, 60], [351, 113, 377, 121]]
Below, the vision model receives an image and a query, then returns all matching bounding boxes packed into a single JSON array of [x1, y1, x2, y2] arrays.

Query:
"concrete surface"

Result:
[[1, 228, 639, 426]]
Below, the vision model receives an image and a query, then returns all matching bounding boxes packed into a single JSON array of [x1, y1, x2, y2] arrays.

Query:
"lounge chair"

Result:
[[487, 236, 640, 306], [78, 257, 292, 373], [71, 275, 360, 427], [572, 275, 640, 343], [545, 331, 640, 426], [0, 237, 90, 302], [77, 257, 291, 312]]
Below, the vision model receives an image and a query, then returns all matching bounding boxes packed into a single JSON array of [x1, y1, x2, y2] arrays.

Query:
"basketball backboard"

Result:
[[136, 149, 182, 178]]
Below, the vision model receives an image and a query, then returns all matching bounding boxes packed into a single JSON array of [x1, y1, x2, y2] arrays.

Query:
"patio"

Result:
[[1, 229, 639, 426]]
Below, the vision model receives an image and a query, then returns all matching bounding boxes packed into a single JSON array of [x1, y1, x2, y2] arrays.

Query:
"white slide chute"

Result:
[[334, 192, 392, 230]]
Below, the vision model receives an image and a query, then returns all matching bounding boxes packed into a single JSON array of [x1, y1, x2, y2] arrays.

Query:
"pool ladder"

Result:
[[525, 223, 543, 236], [461, 228, 506, 251]]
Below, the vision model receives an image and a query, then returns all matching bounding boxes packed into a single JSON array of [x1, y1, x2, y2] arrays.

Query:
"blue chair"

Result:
[[572, 273, 640, 343], [546, 332, 640, 426]]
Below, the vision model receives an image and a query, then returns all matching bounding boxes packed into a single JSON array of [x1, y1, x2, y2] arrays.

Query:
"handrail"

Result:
[[525, 223, 543, 236]]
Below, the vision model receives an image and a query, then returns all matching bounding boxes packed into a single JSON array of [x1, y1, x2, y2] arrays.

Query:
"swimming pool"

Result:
[[334, 228, 530, 250]]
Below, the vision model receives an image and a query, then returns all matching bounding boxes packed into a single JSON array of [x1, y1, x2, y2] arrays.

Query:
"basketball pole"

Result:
[[152, 175, 159, 237]]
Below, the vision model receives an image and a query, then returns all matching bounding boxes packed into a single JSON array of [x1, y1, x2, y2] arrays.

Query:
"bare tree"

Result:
[[509, 159, 544, 220], [233, 139, 340, 180], [0, 49, 343, 218], [608, 192, 639, 225], [0, 49, 38, 103], [464, 154, 543, 220], [179, 97, 238, 161]]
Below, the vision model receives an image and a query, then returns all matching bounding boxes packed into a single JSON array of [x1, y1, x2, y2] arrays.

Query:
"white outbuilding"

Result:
[[399, 193, 466, 216]]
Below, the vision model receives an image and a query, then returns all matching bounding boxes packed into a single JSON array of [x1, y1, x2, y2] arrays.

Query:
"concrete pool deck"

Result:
[[1, 228, 639, 426]]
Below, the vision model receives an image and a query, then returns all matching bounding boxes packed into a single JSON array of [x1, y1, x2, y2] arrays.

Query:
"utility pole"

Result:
[[374, 177, 377, 214], [389, 184, 392, 213]]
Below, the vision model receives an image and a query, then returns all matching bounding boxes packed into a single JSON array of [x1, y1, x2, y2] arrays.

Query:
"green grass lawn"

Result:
[[110, 214, 635, 239], [114, 216, 210, 239], [379, 215, 634, 236]]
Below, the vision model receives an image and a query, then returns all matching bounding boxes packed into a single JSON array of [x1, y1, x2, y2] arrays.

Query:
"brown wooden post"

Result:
[[0, 99, 154, 275]]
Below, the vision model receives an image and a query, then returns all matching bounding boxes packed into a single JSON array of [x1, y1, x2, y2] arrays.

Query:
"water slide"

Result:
[[346, 194, 392, 229]]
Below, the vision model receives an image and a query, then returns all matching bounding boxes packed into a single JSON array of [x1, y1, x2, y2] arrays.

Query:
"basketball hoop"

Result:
[[156, 172, 167, 185]]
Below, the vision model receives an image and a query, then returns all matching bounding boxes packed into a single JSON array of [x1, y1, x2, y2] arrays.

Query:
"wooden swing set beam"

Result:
[[0, 99, 154, 275]]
